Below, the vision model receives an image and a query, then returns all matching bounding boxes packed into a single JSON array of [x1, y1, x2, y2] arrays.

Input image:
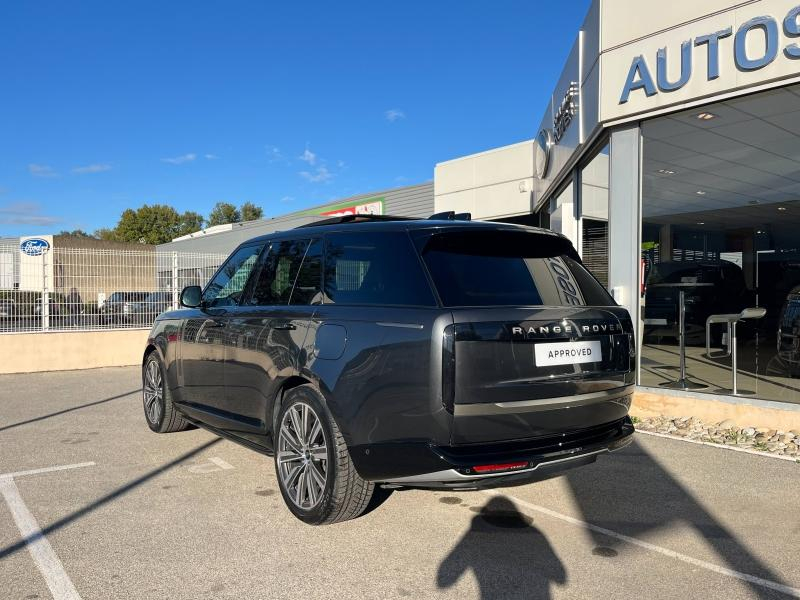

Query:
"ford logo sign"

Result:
[[20, 238, 51, 256]]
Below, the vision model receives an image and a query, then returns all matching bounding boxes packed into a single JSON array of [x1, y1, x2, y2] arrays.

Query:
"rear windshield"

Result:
[[420, 230, 614, 307]]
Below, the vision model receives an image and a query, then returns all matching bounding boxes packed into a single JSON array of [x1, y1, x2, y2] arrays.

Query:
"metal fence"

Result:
[[0, 244, 227, 333]]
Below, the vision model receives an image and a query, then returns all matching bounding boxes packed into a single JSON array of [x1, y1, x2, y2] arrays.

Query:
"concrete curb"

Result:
[[635, 429, 800, 463]]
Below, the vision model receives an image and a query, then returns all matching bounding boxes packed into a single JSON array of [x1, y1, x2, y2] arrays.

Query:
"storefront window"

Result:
[[639, 84, 800, 404], [580, 144, 609, 287]]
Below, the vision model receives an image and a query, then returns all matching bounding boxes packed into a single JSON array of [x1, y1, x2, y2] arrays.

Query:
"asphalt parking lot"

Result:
[[1, 367, 799, 600]]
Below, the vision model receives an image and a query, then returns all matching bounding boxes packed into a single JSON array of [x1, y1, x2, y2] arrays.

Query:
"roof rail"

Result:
[[295, 213, 418, 229], [428, 211, 472, 221]]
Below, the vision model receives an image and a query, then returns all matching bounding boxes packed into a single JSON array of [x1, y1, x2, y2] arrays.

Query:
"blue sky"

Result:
[[0, 0, 590, 237]]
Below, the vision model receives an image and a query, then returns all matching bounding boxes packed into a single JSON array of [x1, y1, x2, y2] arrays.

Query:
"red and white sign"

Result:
[[320, 200, 383, 218]]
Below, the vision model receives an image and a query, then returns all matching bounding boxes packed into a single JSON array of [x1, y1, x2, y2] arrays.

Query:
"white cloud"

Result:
[[161, 153, 197, 164], [0, 201, 61, 226], [299, 166, 333, 183], [385, 109, 406, 122], [337, 160, 346, 169], [298, 148, 317, 165], [266, 146, 283, 162], [28, 164, 58, 178], [72, 163, 112, 174], [280, 195, 294, 203], [394, 175, 408, 183], [204, 154, 218, 160]]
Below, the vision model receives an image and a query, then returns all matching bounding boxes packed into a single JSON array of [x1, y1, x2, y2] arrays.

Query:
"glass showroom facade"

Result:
[[639, 84, 800, 404], [535, 84, 800, 406], [434, 1, 800, 409]]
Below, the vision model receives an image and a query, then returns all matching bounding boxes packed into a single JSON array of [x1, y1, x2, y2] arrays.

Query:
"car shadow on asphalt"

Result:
[[0, 389, 139, 433], [437, 496, 566, 599], [0, 437, 221, 561], [564, 439, 790, 600]]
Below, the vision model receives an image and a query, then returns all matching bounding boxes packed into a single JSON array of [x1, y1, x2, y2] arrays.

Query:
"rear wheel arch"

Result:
[[142, 343, 158, 365], [271, 376, 313, 434], [270, 377, 349, 443]]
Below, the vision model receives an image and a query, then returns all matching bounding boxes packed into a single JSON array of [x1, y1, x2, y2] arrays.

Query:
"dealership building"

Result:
[[161, 0, 800, 417], [434, 0, 800, 414]]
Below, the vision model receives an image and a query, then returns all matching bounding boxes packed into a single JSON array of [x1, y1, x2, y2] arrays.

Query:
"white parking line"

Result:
[[0, 462, 96, 480], [0, 462, 94, 600], [485, 489, 800, 598], [187, 456, 235, 474], [209, 457, 234, 470]]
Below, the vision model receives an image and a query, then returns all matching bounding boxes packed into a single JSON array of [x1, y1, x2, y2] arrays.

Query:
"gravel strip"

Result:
[[633, 415, 800, 458]]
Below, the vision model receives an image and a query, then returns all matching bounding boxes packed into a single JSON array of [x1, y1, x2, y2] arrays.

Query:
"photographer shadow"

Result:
[[437, 496, 566, 600]]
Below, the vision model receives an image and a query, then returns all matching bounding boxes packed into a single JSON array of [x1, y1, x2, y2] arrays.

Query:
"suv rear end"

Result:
[[312, 222, 635, 490]]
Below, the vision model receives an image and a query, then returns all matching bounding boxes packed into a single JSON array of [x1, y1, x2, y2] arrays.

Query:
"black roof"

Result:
[[242, 214, 566, 246]]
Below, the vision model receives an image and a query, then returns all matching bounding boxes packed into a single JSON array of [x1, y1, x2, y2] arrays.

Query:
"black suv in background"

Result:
[[142, 215, 635, 524]]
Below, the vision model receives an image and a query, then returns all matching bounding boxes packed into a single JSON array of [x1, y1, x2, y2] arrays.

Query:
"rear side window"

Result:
[[420, 230, 614, 307], [323, 232, 436, 306], [249, 239, 310, 306]]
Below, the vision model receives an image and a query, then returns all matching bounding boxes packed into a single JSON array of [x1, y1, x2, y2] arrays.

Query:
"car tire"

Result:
[[142, 352, 189, 433], [274, 385, 375, 525]]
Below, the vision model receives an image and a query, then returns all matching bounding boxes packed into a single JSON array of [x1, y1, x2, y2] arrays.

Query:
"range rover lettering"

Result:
[[141, 214, 636, 524]]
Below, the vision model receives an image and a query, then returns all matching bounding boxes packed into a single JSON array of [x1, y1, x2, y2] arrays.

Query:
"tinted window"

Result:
[[324, 232, 435, 306], [203, 244, 264, 307], [249, 239, 310, 306], [290, 239, 323, 305], [421, 230, 614, 307]]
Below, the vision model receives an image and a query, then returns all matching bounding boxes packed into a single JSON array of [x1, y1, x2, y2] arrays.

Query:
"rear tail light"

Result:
[[442, 324, 455, 413], [471, 461, 529, 474]]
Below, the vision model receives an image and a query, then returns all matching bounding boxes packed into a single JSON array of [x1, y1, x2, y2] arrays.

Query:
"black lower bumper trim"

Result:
[[350, 417, 635, 484]]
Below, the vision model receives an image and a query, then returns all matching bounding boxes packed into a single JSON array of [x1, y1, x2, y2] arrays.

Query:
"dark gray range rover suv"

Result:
[[142, 214, 635, 524]]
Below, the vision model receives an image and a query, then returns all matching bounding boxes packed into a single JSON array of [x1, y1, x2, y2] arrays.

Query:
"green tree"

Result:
[[95, 228, 115, 241], [240, 202, 263, 222], [177, 211, 205, 237], [102, 204, 206, 244], [208, 202, 240, 226], [57, 229, 96, 239]]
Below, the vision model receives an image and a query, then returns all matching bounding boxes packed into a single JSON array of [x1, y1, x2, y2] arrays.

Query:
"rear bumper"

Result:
[[349, 416, 635, 488]]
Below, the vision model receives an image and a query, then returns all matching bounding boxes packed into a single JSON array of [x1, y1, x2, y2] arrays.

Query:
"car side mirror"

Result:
[[180, 285, 203, 308]]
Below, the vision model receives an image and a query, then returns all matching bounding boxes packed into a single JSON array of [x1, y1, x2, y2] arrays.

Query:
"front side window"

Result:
[[249, 239, 311, 306], [323, 232, 436, 306], [203, 244, 264, 307], [420, 230, 614, 307]]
